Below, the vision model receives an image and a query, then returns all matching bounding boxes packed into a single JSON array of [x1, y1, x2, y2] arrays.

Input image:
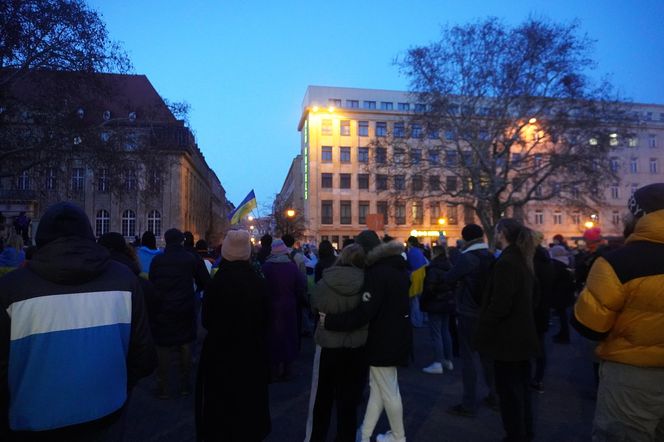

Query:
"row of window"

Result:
[[320, 200, 465, 226], [14, 168, 161, 192], [320, 173, 458, 192], [320, 119, 442, 139], [94, 209, 161, 238], [328, 98, 426, 112], [532, 210, 623, 226], [320, 145, 467, 165], [609, 158, 659, 174]]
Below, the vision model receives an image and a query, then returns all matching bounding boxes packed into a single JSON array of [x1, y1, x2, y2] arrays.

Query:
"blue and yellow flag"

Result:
[[228, 190, 257, 225]]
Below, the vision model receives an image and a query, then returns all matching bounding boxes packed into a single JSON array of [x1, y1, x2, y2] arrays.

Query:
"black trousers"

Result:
[[310, 346, 368, 442], [494, 360, 534, 442]]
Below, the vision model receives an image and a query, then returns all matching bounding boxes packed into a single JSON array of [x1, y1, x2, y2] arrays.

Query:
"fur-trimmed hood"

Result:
[[366, 240, 405, 266]]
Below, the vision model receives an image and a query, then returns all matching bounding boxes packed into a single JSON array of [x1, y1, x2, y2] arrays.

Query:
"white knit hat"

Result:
[[221, 230, 251, 262]]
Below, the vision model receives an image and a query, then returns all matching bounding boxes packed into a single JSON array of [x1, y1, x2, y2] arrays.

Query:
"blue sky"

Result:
[[88, 0, 664, 208]]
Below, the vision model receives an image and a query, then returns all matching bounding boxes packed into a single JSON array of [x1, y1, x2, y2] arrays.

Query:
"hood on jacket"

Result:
[[627, 209, 664, 245], [321, 265, 364, 297], [366, 240, 405, 266], [29, 236, 110, 284], [35, 202, 95, 248], [139, 246, 162, 256]]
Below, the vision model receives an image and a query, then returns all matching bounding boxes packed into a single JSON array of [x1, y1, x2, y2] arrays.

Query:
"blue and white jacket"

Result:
[[0, 237, 156, 434]]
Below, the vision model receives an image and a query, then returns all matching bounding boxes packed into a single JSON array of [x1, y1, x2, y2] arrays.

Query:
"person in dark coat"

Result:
[[474, 218, 540, 442], [257, 234, 272, 265], [262, 239, 306, 381], [314, 240, 336, 283], [531, 243, 554, 392], [195, 230, 271, 442], [322, 231, 411, 442], [421, 245, 456, 374], [549, 245, 576, 344], [149, 228, 211, 398]]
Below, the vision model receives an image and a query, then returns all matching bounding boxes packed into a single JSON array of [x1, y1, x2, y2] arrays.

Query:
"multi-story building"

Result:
[[0, 72, 229, 246], [280, 85, 664, 248]]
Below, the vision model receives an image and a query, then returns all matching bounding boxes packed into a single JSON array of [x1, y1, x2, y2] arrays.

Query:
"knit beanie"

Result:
[[270, 239, 289, 255], [35, 202, 95, 248], [583, 227, 602, 244], [461, 224, 484, 242], [628, 183, 664, 218], [549, 245, 569, 265], [221, 230, 251, 261], [355, 230, 381, 254]]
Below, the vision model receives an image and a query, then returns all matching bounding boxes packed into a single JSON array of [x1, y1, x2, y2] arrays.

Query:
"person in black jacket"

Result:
[[149, 228, 211, 399], [548, 245, 576, 344], [531, 243, 554, 393], [0, 202, 156, 440], [195, 230, 271, 442], [421, 246, 456, 374], [321, 230, 411, 442], [474, 219, 540, 442]]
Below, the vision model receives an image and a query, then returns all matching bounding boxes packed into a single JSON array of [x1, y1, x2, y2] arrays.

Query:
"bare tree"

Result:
[[371, 17, 633, 241]]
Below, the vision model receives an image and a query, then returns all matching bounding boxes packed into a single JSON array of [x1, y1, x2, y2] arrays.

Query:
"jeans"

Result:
[[494, 360, 534, 442], [458, 315, 496, 411], [409, 295, 425, 328], [428, 313, 452, 362]]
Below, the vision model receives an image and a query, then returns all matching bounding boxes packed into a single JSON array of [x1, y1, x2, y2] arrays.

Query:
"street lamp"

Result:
[[437, 217, 446, 226], [286, 209, 295, 218], [285, 209, 296, 235], [584, 221, 594, 229]]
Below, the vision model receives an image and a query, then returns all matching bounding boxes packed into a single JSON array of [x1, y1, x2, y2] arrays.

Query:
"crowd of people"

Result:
[[0, 182, 663, 441]]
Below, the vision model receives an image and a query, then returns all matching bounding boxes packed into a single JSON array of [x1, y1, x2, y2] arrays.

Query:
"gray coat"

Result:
[[312, 265, 368, 348]]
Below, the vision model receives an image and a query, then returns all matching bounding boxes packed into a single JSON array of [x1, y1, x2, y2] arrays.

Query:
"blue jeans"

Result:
[[428, 313, 452, 362], [458, 315, 496, 411], [410, 295, 425, 328]]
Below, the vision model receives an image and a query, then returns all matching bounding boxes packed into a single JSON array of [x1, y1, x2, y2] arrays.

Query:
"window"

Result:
[[380, 101, 393, 110], [414, 103, 425, 113], [148, 170, 161, 192], [147, 210, 161, 237], [447, 205, 458, 225], [650, 158, 658, 174], [321, 173, 333, 188], [125, 169, 137, 191], [97, 168, 109, 192], [71, 167, 85, 191], [346, 99, 359, 108], [411, 124, 422, 138], [358, 174, 369, 189], [359, 201, 370, 225], [612, 211, 621, 225], [610, 134, 619, 146], [445, 130, 456, 141], [376, 122, 387, 137], [534, 210, 544, 225], [340, 173, 351, 189], [645, 112, 653, 121], [410, 149, 422, 164], [534, 154, 543, 168], [340, 146, 351, 163], [46, 167, 57, 190], [412, 175, 423, 191], [430, 202, 441, 224], [321, 201, 333, 224], [611, 184, 620, 200], [571, 212, 581, 225], [121, 209, 136, 237], [394, 148, 405, 164], [340, 201, 351, 224], [445, 150, 458, 167], [412, 201, 423, 225], [95, 210, 110, 237], [589, 138, 598, 146], [358, 147, 369, 163], [340, 120, 350, 136], [376, 147, 387, 164], [363, 101, 376, 109], [553, 211, 562, 225], [428, 128, 439, 139], [321, 119, 333, 135], [429, 175, 440, 191], [628, 137, 638, 147], [393, 122, 405, 138], [398, 102, 410, 111], [377, 201, 388, 224], [376, 174, 388, 190], [464, 207, 475, 225], [649, 134, 657, 148], [328, 98, 341, 107], [17, 171, 30, 190], [610, 158, 620, 172], [322, 146, 332, 162], [446, 176, 457, 192], [630, 158, 638, 174], [358, 121, 369, 136], [394, 175, 405, 190], [428, 149, 440, 165], [395, 202, 406, 225]]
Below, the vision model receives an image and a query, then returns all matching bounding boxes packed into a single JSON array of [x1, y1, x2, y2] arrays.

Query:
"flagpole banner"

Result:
[[228, 190, 257, 225]]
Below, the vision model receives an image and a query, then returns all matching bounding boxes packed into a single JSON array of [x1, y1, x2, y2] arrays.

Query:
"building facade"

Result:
[[280, 85, 664, 248], [0, 72, 229, 246]]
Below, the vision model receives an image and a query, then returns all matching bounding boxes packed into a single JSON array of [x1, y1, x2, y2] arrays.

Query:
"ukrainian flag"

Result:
[[228, 190, 257, 225]]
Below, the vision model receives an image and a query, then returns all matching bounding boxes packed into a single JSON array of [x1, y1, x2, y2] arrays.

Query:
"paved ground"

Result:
[[125, 319, 598, 441]]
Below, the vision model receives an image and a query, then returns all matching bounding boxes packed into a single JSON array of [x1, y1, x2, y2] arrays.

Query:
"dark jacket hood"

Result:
[[29, 236, 110, 284], [321, 265, 364, 296], [366, 240, 405, 266], [34, 202, 95, 248]]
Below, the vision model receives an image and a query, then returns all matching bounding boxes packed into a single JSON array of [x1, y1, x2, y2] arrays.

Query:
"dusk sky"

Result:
[[88, 0, 664, 209]]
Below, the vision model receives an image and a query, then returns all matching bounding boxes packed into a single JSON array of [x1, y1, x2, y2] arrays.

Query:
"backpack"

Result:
[[465, 250, 496, 307]]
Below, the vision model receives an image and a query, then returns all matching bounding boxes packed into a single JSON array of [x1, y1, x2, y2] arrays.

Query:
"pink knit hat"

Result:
[[221, 230, 251, 262], [270, 239, 289, 255]]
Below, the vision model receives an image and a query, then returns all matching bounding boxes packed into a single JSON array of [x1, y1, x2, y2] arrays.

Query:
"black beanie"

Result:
[[461, 223, 484, 242], [356, 230, 381, 254], [35, 202, 95, 248], [628, 183, 664, 218], [164, 228, 184, 245]]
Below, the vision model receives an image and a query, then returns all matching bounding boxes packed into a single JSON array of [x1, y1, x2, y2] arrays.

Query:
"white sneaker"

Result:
[[443, 359, 454, 371], [377, 431, 406, 442], [422, 362, 443, 374]]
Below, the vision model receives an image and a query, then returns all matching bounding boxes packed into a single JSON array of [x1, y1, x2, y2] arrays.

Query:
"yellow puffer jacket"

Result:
[[574, 209, 664, 367]]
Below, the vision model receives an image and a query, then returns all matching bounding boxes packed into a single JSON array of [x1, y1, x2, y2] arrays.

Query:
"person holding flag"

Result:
[[406, 236, 428, 328]]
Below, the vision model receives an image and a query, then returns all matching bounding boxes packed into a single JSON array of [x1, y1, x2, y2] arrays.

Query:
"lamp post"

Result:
[[285, 209, 295, 235]]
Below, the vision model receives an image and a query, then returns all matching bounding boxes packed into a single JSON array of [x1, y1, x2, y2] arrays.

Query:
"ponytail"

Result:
[[496, 218, 537, 273]]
